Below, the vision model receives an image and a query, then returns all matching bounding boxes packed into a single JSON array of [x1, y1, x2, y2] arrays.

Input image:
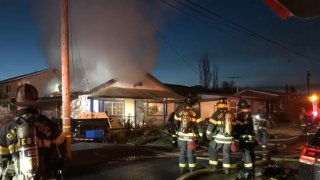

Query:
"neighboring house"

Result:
[[198, 94, 239, 119], [235, 89, 303, 122], [165, 84, 240, 120], [0, 68, 62, 125]]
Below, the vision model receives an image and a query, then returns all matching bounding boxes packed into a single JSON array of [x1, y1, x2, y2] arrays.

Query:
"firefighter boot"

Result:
[[223, 168, 230, 175], [237, 168, 254, 180]]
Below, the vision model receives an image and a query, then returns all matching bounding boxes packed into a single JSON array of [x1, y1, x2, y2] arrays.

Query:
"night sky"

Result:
[[1, 0, 320, 92]]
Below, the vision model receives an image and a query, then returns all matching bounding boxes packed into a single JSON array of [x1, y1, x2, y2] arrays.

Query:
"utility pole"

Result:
[[228, 76, 241, 93], [61, 0, 72, 160]]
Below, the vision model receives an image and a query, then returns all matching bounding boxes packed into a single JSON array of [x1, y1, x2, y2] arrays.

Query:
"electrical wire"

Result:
[[160, 0, 320, 67], [69, 4, 90, 91], [157, 31, 199, 75], [182, 0, 320, 64]]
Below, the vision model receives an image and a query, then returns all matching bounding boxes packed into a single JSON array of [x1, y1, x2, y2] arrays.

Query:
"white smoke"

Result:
[[32, 0, 171, 91]]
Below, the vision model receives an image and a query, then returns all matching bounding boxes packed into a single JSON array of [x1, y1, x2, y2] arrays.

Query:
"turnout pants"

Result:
[[257, 129, 268, 148], [177, 140, 196, 171], [241, 148, 255, 171], [208, 141, 233, 169]]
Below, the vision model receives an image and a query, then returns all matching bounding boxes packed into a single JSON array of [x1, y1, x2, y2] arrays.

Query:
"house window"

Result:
[[104, 101, 124, 116], [147, 102, 164, 116], [5, 85, 11, 93]]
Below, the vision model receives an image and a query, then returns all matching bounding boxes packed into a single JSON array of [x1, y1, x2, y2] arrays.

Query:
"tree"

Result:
[[290, 85, 297, 92], [212, 64, 219, 90], [198, 53, 219, 90], [220, 81, 236, 94], [285, 84, 289, 93], [199, 53, 212, 89]]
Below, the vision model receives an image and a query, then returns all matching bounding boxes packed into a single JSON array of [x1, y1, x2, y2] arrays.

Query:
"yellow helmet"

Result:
[[217, 98, 228, 109]]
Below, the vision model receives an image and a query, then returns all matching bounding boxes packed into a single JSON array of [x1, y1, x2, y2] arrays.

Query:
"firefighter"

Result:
[[255, 108, 268, 149], [206, 98, 236, 175], [0, 83, 66, 180], [234, 100, 257, 179], [174, 95, 203, 174]]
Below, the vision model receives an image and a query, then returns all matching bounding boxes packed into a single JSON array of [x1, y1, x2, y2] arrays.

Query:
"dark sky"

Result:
[[1, 0, 320, 92]]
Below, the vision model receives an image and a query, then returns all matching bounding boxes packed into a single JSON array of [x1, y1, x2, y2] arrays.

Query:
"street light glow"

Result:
[[309, 94, 318, 102]]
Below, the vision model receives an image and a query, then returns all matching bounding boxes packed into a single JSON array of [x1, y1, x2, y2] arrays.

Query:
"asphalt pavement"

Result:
[[64, 122, 307, 180]]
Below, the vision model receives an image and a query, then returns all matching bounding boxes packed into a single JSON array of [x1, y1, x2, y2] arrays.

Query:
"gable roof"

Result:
[[0, 68, 56, 84], [163, 84, 209, 97], [235, 89, 289, 100], [89, 73, 184, 100]]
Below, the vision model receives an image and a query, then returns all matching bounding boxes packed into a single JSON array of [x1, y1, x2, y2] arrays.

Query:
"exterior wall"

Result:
[[251, 100, 266, 114], [200, 101, 216, 119], [166, 102, 175, 117], [0, 69, 61, 99], [0, 104, 12, 126], [0, 69, 62, 124]]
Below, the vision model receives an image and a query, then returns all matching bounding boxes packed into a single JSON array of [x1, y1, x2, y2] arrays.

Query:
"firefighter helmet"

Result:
[[11, 83, 39, 107], [216, 98, 228, 109], [238, 99, 250, 109], [184, 95, 195, 106]]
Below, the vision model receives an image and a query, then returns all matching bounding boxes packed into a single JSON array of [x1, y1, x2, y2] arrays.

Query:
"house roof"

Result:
[[90, 87, 183, 99], [235, 89, 290, 100], [0, 68, 55, 84], [89, 74, 184, 100], [163, 84, 209, 97]]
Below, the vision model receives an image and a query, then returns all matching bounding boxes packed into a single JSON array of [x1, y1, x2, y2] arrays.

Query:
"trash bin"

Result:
[[85, 129, 105, 142]]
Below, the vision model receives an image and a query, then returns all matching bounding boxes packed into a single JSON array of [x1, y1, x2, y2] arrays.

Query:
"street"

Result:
[[64, 124, 307, 180]]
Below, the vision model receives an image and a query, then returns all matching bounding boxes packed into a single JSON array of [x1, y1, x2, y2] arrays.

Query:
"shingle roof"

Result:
[[90, 87, 183, 99]]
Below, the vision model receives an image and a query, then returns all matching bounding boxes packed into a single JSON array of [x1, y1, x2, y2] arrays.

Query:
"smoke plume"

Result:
[[33, 0, 168, 91]]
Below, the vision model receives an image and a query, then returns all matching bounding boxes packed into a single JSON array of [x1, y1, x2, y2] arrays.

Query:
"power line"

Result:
[[160, 0, 320, 66], [156, 31, 199, 75], [69, 8, 90, 91], [182, 0, 320, 63]]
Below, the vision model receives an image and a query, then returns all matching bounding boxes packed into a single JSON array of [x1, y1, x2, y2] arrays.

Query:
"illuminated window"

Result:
[[104, 101, 124, 116], [147, 102, 164, 116]]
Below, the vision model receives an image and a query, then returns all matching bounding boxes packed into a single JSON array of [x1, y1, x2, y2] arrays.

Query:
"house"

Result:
[[0, 68, 300, 129], [164, 84, 241, 120], [235, 89, 303, 123], [0, 69, 184, 128], [86, 74, 184, 127], [0, 68, 62, 125]]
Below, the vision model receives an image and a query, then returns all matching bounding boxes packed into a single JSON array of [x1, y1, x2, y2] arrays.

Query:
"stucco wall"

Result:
[[200, 101, 216, 119], [0, 69, 61, 98]]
